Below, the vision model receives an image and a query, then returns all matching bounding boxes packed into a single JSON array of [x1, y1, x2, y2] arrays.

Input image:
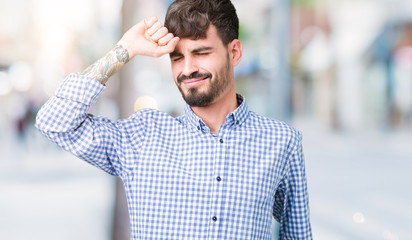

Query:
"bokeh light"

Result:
[[9, 62, 33, 92], [134, 96, 159, 112], [0, 71, 12, 96]]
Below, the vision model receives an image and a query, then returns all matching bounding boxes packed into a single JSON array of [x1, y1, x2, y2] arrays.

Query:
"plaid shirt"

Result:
[[36, 73, 312, 239]]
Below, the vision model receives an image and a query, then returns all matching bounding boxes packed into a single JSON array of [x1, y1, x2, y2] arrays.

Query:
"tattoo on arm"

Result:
[[82, 44, 129, 85]]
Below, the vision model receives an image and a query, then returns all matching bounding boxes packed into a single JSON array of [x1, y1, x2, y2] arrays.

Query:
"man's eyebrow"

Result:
[[192, 47, 214, 53]]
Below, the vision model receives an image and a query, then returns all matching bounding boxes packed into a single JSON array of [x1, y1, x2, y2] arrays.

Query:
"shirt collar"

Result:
[[184, 94, 249, 132]]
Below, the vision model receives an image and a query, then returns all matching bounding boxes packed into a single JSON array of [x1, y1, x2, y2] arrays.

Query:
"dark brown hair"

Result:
[[164, 0, 239, 45]]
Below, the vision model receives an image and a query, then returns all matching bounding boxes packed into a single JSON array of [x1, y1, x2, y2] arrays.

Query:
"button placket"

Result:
[[208, 128, 229, 236]]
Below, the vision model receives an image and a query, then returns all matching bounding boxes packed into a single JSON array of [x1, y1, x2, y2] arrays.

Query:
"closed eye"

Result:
[[196, 52, 211, 56], [172, 56, 183, 62]]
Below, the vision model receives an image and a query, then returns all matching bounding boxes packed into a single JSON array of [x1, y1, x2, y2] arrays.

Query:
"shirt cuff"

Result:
[[55, 73, 105, 106]]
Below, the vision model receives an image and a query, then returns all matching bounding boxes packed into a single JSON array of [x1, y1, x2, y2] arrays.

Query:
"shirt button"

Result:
[[219, 139, 224, 143], [212, 216, 217, 221], [216, 176, 222, 182], [236, 120, 240, 125]]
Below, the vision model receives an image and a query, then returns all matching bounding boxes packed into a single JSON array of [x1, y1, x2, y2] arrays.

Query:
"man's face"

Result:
[[170, 25, 233, 107]]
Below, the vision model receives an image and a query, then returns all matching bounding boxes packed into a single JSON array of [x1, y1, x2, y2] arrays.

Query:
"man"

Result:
[[36, 0, 312, 239]]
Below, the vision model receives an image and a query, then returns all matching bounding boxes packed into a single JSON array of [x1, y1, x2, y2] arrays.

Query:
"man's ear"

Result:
[[229, 39, 242, 67]]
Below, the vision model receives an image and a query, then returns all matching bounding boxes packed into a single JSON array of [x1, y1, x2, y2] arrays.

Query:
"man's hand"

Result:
[[82, 16, 179, 85], [117, 16, 180, 59]]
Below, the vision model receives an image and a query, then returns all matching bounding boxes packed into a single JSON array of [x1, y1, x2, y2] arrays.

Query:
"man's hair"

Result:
[[164, 0, 239, 45]]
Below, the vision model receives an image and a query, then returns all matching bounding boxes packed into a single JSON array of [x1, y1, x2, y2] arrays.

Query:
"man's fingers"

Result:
[[163, 37, 180, 52], [158, 33, 174, 46], [151, 27, 169, 42], [153, 37, 180, 57], [147, 22, 162, 36], [168, 37, 180, 48], [144, 16, 158, 29]]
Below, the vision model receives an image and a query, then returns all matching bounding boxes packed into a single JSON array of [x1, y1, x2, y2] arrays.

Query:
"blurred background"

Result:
[[1, 0, 411, 239]]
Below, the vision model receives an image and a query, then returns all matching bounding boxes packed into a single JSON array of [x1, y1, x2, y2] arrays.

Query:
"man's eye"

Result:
[[173, 57, 183, 62], [197, 52, 210, 56]]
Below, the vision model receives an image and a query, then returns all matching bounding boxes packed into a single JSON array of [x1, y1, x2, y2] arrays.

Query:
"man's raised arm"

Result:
[[82, 16, 179, 85], [35, 16, 179, 176]]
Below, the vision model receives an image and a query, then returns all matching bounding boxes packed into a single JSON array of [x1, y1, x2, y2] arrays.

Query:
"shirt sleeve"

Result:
[[273, 131, 312, 239], [35, 73, 140, 178]]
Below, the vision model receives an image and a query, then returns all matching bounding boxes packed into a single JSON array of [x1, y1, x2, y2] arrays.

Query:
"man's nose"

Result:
[[182, 57, 198, 77]]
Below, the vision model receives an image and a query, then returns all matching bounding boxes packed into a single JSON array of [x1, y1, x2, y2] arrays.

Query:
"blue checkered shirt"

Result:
[[36, 73, 312, 239]]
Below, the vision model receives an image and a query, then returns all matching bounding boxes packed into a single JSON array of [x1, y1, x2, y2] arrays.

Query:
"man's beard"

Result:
[[176, 55, 231, 107]]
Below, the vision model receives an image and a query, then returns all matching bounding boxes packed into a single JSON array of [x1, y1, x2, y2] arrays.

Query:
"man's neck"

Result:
[[191, 90, 238, 134]]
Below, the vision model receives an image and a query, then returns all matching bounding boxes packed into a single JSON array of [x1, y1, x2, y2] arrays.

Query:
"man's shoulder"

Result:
[[246, 111, 301, 138]]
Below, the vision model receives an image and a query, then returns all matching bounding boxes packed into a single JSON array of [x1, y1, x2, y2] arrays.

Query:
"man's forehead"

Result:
[[173, 31, 224, 55], [173, 39, 214, 53]]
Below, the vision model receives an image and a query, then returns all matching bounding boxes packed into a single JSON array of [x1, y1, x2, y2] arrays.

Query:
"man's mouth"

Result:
[[182, 76, 209, 87], [177, 72, 212, 87]]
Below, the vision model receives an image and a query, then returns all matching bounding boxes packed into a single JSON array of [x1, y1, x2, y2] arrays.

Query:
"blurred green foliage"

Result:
[[291, 0, 318, 7]]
